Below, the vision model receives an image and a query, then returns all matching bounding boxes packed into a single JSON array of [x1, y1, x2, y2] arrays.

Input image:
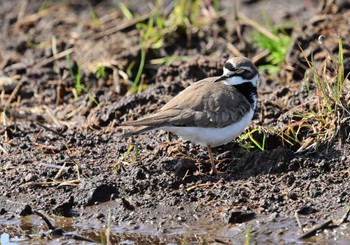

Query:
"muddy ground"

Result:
[[0, 0, 350, 244]]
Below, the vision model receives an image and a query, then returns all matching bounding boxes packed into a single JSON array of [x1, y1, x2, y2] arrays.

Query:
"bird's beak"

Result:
[[214, 75, 228, 82]]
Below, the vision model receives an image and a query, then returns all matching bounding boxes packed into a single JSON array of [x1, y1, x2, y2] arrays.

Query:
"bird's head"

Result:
[[215, 57, 259, 87]]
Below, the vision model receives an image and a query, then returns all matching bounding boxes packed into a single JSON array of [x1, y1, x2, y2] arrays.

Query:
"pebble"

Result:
[[0, 75, 18, 93], [24, 173, 38, 182]]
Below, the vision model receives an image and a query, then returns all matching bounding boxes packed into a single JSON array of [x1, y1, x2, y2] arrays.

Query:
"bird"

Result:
[[120, 57, 259, 175]]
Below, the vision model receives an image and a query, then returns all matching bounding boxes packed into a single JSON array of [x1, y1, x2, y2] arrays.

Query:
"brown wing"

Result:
[[121, 77, 251, 131]]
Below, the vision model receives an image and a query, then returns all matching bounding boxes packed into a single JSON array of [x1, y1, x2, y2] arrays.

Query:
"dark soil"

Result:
[[0, 0, 349, 244]]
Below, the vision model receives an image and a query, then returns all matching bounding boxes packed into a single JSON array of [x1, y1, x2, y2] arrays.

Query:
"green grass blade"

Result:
[[133, 47, 146, 90], [245, 224, 251, 245], [75, 64, 82, 96], [119, 3, 133, 20]]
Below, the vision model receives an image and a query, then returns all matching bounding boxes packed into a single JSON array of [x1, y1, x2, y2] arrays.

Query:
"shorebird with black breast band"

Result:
[[120, 57, 259, 175]]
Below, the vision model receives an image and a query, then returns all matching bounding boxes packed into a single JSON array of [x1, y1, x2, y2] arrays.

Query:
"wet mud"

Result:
[[0, 0, 349, 244]]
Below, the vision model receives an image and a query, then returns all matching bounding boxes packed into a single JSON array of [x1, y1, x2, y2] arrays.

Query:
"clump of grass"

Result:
[[66, 54, 99, 105], [239, 124, 300, 152], [96, 63, 107, 80], [114, 144, 139, 174], [239, 126, 267, 151], [120, 144, 139, 163], [287, 36, 349, 150], [88, 3, 101, 28], [150, 55, 191, 65], [66, 54, 82, 97], [74, 63, 83, 96], [247, 36, 349, 152], [99, 211, 113, 245], [120, 0, 219, 93], [252, 13, 292, 74]]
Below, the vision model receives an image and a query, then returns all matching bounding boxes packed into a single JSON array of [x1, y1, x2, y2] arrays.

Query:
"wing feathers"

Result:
[[120, 78, 252, 136]]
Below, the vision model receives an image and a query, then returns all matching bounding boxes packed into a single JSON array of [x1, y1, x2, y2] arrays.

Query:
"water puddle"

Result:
[[1, 208, 349, 244]]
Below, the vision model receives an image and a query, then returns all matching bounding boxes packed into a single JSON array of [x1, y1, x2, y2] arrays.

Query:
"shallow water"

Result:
[[1, 212, 349, 244]]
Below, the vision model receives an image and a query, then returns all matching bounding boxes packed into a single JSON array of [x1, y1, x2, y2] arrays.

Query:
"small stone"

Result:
[[3, 162, 13, 170], [224, 210, 256, 224], [25, 173, 38, 182], [95, 213, 105, 220], [288, 192, 298, 200], [297, 206, 318, 215], [19, 205, 34, 216], [121, 197, 135, 211], [0, 75, 19, 93], [268, 212, 279, 222], [0, 208, 7, 215]]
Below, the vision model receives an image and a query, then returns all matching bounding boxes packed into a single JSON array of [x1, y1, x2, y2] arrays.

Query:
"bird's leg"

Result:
[[207, 145, 224, 175]]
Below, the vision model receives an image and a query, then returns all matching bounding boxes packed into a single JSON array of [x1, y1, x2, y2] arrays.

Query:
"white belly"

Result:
[[160, 109, 254, 147]]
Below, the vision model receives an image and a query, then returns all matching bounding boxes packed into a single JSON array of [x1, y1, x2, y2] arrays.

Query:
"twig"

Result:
[[298, 218, 333, 239], [34, 210, 97, 242], [39, 162, 70, 172], [45, 105, 62, 127], [14, 5, 59, 28], [186, 178, 223, 191], [70, 234, 97, 243], [92, 12, 154, 40], [36, 123, 65, 137], [318, 35, 338, 67], [294, 211, 304, 234], [29, 48, 74, 71], [232, 1, 246, 47], [227, 42, 243, 57], [34, 128, 43, 142], [22, 179, 80, 187], [54, 162, 67, 179], [238, 13, 279, 42], [33, 210, 56, 230], [252, 50, 270, 64], [0, 144, 8, 154], [13, 0, 28, 34], [336, 207, 350, 225], [182, 169, 190, 181], [5, 80, 23, 109]]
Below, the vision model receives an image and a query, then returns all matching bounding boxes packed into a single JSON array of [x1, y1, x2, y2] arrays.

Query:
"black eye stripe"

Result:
[[224, 62, 234, 71], [228, 69, 254, 79], [225, 63, 252, 73], [241, 71, 254, 79]]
